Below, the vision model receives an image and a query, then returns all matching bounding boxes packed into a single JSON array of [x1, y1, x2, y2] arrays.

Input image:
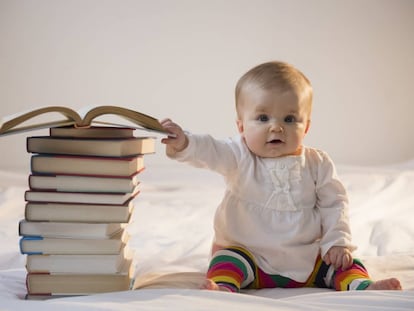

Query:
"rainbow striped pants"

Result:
[[207, 247, 373, 292]]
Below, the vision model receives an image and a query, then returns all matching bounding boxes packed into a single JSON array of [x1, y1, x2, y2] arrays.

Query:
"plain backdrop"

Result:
[[1, 0, 413, 171]]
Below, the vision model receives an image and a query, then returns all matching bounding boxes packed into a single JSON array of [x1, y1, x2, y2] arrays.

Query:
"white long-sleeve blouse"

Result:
[[168, 133, 356, 282]]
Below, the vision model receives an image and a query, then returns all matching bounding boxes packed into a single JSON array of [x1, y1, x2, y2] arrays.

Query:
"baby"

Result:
[[161, 61, 401, 292]]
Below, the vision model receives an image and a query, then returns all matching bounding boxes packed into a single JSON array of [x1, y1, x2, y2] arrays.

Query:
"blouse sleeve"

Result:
[[167, 132, 240, 177], [315, 151, 357, 257]]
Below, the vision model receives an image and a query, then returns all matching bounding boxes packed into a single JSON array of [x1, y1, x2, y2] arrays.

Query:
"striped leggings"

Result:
[[207, 247, 373, 292]]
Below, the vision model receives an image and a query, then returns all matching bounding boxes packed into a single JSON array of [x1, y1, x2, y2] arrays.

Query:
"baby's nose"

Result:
[[270, 120, 284, 132]]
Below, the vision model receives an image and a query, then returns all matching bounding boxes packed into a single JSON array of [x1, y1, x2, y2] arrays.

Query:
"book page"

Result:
[[0, 107, 81, 136], [81, 106, 167, 133], [75, 105, 100, 120]]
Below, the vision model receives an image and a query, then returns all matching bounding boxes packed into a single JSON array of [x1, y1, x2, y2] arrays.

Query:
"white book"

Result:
[[26, 246, 134, 274], [24, 185, 140, 205], [20, 229, 129, 255], [25, 201, 134, 223], [18, 220, 125, 239], [28, 174, 140, 193]]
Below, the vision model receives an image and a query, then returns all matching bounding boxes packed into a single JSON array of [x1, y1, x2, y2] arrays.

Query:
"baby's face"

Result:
[[236, 88, 310, 158]]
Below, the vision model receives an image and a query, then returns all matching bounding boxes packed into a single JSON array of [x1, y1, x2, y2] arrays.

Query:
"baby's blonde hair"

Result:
[[235, 61, 313, 117]]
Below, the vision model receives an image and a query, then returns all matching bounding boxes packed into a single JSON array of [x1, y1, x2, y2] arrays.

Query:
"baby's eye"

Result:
[[257, 114, 269, 122], [284, 115, 296, 123]]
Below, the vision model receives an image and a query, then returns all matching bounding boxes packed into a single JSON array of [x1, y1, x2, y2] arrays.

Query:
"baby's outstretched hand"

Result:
[[323, 246, 353, 270], [160, 118, 189, 153]]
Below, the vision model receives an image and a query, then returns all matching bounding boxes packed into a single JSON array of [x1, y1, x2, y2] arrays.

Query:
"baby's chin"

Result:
[[252, 147, 303, 158], [242, 138, 302, 158]]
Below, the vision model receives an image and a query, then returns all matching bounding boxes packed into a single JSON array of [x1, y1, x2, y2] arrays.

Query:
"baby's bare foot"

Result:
[[201, 279, 232, 292], [366, 278, 402, 290], [201, 279, 219, 290]]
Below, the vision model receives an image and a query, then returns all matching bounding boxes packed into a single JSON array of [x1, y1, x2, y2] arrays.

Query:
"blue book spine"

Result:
[[19, 236, 44, 255]]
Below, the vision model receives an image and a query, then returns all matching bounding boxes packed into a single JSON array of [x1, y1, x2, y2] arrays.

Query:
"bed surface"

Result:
[[1, 161, 413, 310]]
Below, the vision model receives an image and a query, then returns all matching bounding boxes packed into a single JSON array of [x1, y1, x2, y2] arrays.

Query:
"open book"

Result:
[[0, 106, 168, 136]]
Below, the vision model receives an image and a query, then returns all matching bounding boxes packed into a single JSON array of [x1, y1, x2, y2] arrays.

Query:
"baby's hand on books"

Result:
[[160, 118, 189, 153], [323, 246, 353, 270]]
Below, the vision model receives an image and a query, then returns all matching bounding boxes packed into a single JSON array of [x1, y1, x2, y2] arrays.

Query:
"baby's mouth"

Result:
[[268, 139, 283, 145]]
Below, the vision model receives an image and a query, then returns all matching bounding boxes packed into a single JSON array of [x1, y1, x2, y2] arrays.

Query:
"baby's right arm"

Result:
[[161, 118, 239, 175], [160, 118, 189, 155]]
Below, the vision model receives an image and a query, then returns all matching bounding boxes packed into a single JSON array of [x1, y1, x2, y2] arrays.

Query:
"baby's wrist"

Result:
[[175, 135, 189, 152]]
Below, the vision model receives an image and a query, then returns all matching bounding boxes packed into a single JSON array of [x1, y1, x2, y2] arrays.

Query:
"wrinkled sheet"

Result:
[[0, 160, 413, 310]]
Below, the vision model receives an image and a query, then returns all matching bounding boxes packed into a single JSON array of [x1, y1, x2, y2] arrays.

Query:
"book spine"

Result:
[[30, 156, 34, 174], [18, 219, 24, 236], [24, 203, 29, 221], [28, 175, 56, 191], [26, 136, 30, 154], [20, 236, 44, 255], [26, 272, 52, 296]]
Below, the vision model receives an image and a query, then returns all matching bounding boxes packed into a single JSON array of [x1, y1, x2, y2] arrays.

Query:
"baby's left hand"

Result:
[[323, 246, 353, 270]]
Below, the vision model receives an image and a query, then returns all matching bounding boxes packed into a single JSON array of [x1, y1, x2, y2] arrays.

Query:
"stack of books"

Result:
[[18, 125, 156, 299], [0, 105, 167, 299]]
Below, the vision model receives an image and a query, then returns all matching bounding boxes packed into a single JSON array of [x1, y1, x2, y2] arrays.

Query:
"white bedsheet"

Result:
[[0, 160, 413, 310]]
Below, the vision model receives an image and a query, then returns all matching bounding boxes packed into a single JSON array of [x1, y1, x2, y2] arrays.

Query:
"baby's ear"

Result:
[[236, 119, 244, 134], [304, 120, 311, 134]]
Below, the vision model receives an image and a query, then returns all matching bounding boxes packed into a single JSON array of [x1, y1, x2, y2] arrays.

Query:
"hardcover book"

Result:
[[26, 246, 133, 274], [18, 220, 125, 239], [26, 258, 134, 295], [24, 185, 139, 205], [26, 136, 155, 157], [24, 201, 134, 223], [28, 173, 141, 193], [30, 155, 144, 177], [19, 229, 129, 255]]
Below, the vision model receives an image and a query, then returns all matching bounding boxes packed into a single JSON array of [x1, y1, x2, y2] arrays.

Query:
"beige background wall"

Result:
[[1, 0, 413, 171]]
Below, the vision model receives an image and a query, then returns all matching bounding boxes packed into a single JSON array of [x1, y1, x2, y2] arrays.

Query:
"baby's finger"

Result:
[[159, 118, 172, 125], [342, 253, 353, 270], [336, 255, 344, 269]]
